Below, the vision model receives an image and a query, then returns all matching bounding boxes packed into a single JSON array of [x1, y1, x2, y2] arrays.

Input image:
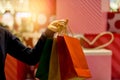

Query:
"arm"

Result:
[[6, 19, 68, 65], [6, 29, 54, 65]]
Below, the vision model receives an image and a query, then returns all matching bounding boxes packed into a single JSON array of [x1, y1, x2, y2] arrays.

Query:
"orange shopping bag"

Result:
[[57, 35, 91, 80]]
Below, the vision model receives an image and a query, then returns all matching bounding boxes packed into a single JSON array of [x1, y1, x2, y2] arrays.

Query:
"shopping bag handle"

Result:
[[55, 19, 74, 37]]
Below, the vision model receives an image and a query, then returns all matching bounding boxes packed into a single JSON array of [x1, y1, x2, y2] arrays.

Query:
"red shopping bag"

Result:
[[57, 35, 91, 80]]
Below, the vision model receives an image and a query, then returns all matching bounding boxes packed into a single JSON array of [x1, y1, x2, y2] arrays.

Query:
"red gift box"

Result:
[[81, 33, 120, 79], [107, 12, 120, 33]]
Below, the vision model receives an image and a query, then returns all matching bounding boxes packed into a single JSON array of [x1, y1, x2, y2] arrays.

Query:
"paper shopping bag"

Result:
[[57, 35, 91, 80], [35, 38, 53, 80], [48, 38, 61, 80]]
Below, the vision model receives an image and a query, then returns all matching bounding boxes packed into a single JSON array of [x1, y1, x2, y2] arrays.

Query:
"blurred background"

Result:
[[0, 0, 120, 80], [0, 0, 56, 36], [0, 0, 56, 80]]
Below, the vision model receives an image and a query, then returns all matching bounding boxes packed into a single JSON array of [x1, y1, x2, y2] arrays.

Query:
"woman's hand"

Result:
[[47, 19, 68, 33]]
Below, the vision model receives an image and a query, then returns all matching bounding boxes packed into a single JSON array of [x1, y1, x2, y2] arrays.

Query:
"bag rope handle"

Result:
[[52, 19, 114, 49], [80, 32, 114, 49]]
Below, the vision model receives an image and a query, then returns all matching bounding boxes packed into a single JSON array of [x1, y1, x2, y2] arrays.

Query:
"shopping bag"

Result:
[[35, 38, 53, 80], [57, 35, 91, 80], [48, 38, 61, 80]]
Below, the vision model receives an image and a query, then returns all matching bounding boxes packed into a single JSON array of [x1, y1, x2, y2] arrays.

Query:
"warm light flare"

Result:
[[37, 13, 47, 25]]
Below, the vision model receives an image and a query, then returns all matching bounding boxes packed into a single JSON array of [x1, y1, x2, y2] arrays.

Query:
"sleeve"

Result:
[[6, 29, 54, 65]]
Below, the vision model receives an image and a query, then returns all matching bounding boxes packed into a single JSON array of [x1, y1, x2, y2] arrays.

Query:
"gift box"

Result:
[[84, 49, 112, 80], [5, 54, 17, 80], [5, 54, 34, 80], [107, 12, 120, 33], [80, 33, 120, 79]]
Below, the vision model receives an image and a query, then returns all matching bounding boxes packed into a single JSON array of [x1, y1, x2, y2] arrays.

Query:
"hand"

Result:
[[48, 19, 68, 33]]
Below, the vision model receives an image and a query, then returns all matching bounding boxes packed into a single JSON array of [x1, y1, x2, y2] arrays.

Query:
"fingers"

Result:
[[48, 19, 68, 32]]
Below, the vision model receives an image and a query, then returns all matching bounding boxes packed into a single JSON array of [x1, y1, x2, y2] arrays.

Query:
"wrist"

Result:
[[44, 28, 55, 38]]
